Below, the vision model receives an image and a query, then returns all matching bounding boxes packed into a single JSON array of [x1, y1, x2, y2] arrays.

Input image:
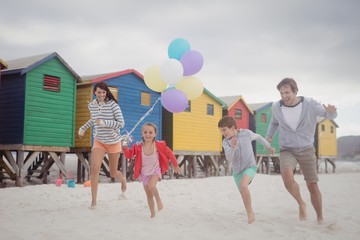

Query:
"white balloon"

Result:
[[160, 59, 184, 85]]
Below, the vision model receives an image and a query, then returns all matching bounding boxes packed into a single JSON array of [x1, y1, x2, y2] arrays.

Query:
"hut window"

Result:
[[321, 124, 325, 132], [235, 109, 242, 119], [261, 113, 267, 123], [184, 101, 191, 112], [331, 126, 334, 133], [207, 104, 214, 115], [43, 75, 60, 92], [141, 92, 151, 106]]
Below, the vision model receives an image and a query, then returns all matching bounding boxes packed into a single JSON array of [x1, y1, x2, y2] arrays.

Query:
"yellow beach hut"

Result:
[[315, 117, 339, 173], [162, 88, 226, 178]]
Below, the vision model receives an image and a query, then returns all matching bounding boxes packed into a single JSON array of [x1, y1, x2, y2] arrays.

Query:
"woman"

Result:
[[79, 81, 126, 208]]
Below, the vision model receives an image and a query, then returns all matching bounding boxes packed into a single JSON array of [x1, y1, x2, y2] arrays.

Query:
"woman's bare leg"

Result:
[[90, 148, 105, 208]]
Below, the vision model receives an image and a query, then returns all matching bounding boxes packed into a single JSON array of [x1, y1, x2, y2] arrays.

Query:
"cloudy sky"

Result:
[[1, 0, 359, 137]]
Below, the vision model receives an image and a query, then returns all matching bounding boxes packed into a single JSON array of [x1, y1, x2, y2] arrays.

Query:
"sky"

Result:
[[1, 0, 359, 138]]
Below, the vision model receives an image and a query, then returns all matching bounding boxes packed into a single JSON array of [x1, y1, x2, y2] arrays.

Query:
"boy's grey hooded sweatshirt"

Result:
[[266, 97, 337, 150]]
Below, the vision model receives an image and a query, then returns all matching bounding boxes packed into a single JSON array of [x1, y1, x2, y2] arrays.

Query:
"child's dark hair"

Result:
[[218, 116, 237, 129], [141, 122, 157, 142], [93, 81, 118, 104]]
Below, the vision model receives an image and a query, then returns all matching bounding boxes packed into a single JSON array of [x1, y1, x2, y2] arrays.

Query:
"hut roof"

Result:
[[2, 52, 81, 82], [0, 58, 8, 69], [82, 69, 144, 83], [317, 117, 339, 128], [219, 95, 253, 114], [247, 102, 273, 112], [204, 88, 227, 108]]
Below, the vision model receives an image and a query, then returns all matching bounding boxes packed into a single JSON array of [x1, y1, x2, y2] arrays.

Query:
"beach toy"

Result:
[[84, 180, 91, 187], [67, 179, 76, 188], [66, 171, 75, 188], [55, 178, 62, 186]]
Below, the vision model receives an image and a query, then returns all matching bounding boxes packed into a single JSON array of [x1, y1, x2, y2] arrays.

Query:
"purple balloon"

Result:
[[180, 50, 204, 76], [161, 88, 188, 113]]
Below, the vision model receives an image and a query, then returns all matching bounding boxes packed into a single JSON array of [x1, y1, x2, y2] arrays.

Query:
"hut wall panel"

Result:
[[75, 84, 92, 148], [228, 100, 250, 129], [173, 93, 222, 152], [162, 108, 173, 149], [255, 106, 280, 154], [23, 58, 76, 147], [317, 120, 337, 157], [0, 74, 26, 144]]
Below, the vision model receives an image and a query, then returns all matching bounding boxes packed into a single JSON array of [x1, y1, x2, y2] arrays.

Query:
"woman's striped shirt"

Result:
[[80, 99, 125, 144]]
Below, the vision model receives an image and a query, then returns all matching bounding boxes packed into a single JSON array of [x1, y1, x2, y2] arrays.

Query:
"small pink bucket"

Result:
[[55, 178, 62, 186]]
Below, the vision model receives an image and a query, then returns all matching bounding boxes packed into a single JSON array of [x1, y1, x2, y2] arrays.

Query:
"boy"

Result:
[[218, 116, 275, 223]]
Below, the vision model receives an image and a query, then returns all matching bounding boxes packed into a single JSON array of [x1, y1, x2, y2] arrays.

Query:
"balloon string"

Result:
[[122, 96, 161, 141]]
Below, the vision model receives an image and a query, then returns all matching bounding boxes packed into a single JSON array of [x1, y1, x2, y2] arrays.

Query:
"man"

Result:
[[266, 78, 337, 224]]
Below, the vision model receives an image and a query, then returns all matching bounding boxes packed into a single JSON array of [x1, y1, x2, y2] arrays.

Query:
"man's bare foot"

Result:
[[150, 210, 156, 218], [90, 202, 96, 209], [121, 177, 127, 193], [299, 202, 307, 220], [317, 218, 324, 225], [247, 212, 255, 224]]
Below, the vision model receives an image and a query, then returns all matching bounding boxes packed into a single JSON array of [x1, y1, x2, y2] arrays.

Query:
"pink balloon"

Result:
[[180, 50, 204, 76], [161, 88, 188, 113]]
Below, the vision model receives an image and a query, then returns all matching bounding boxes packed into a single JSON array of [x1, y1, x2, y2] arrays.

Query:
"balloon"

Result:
[[175, 76, 204, 100], [144, 66, 168, 92], [168, 38, 191, 60], [161, 88, 188, 113], [180, 50, 204, 76], [160, 59, 184, 85]]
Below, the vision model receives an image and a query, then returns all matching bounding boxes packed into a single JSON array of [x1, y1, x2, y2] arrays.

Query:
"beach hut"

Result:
[[0, 52, 80, 186], [247, 102, 280, 174], [219, 95, 253, 130], [315, 117, 339, 173], [74, 69, 162, 181], [162, 88, 227, 178]]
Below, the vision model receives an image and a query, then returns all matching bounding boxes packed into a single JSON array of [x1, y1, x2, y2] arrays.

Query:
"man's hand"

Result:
[[323, 104, 337, 114]]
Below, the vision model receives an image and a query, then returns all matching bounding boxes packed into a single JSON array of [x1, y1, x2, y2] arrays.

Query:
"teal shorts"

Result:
[[232, 166, 257, 189]]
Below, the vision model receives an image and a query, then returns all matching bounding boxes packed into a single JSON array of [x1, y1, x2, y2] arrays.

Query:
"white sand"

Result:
[[1, 168, 360, 240]]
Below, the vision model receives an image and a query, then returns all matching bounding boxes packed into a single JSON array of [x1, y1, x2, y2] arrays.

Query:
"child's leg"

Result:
[[143, 185, 156, 218], [239, 174, 255, 224], [108, 152, 127, 193], [148, 175, 163, 211]]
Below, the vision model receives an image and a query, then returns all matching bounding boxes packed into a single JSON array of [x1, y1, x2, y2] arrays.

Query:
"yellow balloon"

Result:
[[175, 76, 204, 100], [144, 66, 168, 92]]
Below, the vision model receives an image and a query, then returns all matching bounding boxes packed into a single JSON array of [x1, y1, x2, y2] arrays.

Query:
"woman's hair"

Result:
[[218, 116, 237, 129], [277, 78, 298, 94], [93, 81, 118, 104], [141, 122, 157, 142]]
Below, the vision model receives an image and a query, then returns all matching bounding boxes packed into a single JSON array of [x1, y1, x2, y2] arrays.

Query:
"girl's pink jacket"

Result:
[[123, 141, 179, 180]]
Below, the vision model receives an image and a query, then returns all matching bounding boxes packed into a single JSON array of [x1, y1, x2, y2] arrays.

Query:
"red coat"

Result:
[[123, 141, 178, 180]]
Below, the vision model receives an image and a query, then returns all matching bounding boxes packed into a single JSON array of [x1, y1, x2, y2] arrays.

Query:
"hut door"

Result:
[[109, 87, 118, 101]]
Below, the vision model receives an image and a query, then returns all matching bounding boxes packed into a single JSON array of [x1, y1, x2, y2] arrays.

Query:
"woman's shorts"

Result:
[[92, 139, 122, 154]]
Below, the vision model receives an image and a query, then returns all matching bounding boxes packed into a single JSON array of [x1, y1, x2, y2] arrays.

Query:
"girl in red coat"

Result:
[[123, 122, 180, 218]]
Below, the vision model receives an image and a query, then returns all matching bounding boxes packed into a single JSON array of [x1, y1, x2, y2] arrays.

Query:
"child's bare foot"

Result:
[[150, 210, 156, 218], [157, 201, 163, 211], [247, 212, 255, 224], [90, 202, 96, 209], [317, 218, 324, 225], [121, 177, 127, 193], [299, 202, 307, 220]]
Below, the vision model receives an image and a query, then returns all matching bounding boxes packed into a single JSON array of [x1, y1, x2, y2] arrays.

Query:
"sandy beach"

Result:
[[1, 160, 360, 240]]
